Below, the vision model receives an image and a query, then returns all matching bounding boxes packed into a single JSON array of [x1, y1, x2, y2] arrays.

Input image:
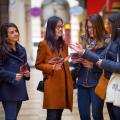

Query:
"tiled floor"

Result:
[[0, 68, 110, 120]]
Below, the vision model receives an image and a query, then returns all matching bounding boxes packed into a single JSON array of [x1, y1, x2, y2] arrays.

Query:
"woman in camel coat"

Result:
[[35, 16, 73, 120]]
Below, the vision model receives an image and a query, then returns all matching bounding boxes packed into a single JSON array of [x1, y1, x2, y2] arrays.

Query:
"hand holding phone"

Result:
[[48, 57, 64, 64], [71, 53, 81, 58], [20, 63, 28, 74]]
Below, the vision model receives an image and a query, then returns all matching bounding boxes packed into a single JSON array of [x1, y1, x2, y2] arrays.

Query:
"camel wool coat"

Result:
[[35, 40, 73, 111]]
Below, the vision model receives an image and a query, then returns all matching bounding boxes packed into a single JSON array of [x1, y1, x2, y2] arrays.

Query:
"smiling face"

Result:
[[7, 26, 19, 44], [55, 20, 63, 39], [87, 20, 94, 38]]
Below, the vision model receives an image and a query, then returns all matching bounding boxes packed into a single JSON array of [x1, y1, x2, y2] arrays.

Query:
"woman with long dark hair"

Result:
[[0, 23, 30, 120], [35, 16, 73, 120], [97, 13, 120, 120]]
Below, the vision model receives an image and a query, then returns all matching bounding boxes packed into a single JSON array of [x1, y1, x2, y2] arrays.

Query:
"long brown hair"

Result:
[[85, 14, 105, 49]]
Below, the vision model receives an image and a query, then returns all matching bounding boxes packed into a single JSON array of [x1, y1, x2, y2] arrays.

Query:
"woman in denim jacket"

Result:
[[71, 14, 106, 120], [70, 13, 120, 120]]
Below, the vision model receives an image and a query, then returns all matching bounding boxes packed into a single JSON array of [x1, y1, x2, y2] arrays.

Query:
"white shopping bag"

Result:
[[105, 73, 116, 103], [105, 73, 120, 107], [113, 73, 120, 107]]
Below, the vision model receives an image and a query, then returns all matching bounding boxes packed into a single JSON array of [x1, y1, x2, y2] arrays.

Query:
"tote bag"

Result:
[[105, 73, 120, 107], [105, 54, 120, 107]]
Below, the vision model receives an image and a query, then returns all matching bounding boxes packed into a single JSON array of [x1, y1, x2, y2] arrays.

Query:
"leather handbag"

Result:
[[95, 45, 111, 100], [37, 75, 47, 92], [37, 81, 44, 92], [95, 73, 109, 100]]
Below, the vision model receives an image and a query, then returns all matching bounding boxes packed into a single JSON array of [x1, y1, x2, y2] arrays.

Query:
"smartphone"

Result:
[[48, 57, 64, 64], [71, 53, 80, 58], [20, 63, 28, 74]]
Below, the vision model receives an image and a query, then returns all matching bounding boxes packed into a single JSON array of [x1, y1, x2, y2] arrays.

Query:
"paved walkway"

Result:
[[0, 68, 110, 120]]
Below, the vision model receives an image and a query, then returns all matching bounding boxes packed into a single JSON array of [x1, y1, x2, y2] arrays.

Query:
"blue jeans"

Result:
[[77, 85, 104, 120], [2, 101, 22, 120], [107, 103, 120, 120]]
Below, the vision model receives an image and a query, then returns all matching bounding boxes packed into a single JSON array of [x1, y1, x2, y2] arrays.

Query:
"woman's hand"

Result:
[[16, 73, 23, 81], [71, 57, 84, 64], [82, 60, 93, 68], [53, 63, 62, 71], [23, 70, 30, 77], [69, 43, 84, 55], [49, 57, 64, 64], [96, 59, 102, 68]]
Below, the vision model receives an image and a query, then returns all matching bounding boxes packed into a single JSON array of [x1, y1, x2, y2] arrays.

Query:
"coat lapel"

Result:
[[8, 52, 24, 63], [8, 43, 25, 63]]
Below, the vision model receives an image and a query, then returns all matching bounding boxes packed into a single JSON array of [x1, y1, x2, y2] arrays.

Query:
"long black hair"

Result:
[[45, 16, 64, 52], [108, 13, 120, 41], [0, 23, 19, 63]]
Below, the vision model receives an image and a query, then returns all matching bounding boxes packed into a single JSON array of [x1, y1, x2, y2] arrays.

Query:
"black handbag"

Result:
[[37, 75, 47, 92]]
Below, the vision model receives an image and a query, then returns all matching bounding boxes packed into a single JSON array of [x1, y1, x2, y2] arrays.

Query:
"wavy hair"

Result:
[[84, 14, 106, 49], [85, 14, 105, 42]]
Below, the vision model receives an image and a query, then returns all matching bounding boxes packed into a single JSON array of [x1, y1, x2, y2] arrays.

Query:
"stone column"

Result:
[[9, 0, 35, 66], [9, 0, 26, 47]]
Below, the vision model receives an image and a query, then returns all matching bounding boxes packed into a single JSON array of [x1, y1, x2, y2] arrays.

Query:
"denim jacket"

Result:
[[77, 47, 106, 87], [82, 39, 120, 80]]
